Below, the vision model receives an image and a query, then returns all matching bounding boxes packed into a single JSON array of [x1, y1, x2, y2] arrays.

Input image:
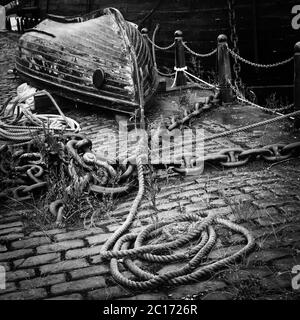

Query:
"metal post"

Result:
[[16, 17, 21, 33], [295, 42, 300, 128], [141, 27, 148, 38], [174, 30, 187, 87], [0, 6, 7, 33], [217, 34, 233, 103]]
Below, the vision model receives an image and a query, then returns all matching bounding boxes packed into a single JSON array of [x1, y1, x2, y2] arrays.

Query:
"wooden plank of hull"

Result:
[[16, 9, 158, 113], [16, 63, 139, 114]]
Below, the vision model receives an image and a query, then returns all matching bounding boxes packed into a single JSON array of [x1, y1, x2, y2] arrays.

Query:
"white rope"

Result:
[[227, 79, 295, 120], [174, 66, 188, 72], [184, 70, 219, 89]]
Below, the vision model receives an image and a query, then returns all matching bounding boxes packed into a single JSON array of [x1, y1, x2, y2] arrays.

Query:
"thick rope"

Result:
[[0, 90, 80, 143], [100, 138, 255, 290], [184, 70, 219, 90], [101, 153, 145, 253], [102, 209, 255, 290]]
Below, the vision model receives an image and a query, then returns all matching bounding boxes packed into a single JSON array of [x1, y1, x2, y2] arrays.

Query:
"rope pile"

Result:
[[0, 86, 80, 143], [99, 147, 255, 290]]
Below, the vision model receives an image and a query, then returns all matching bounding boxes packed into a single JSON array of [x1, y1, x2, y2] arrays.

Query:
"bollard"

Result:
[[295, 42, 300, 128], [141, 27, 148, 39], [217, 34, 233, 103], [174, 30, 187, 87], [16, 17, 21, 33], [0, 6, 7, 32]]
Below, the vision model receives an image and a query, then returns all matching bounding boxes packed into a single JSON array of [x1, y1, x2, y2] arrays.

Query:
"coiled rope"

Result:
[[0, 90, 80, 142], [101, 189, 255, 290], [100, 144, 255, 290]]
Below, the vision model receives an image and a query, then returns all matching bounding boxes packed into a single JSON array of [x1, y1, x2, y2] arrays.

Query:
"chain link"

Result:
[[157, 70, 176, 77], [146, 35, 176, 51], [168, 97, 219, 131], [227, 79, 294, 115], [149, 25, 176, 77], [172, 141, 300, 174], [181, 41, 217, 58], [227, 46, 294, 68], [227, 0, 243, 89]]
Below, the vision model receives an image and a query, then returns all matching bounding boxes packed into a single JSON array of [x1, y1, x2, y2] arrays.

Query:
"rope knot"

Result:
[[174, 66, 188, 72]]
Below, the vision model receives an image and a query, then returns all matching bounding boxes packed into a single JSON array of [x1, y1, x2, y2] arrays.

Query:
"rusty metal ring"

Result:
[[204, 154, 228, 163], [238, 148, 273, 160], [282, 142, 300, 156], [0, 162, 9, 175], [95, 160, 116, 177], [49, 199, 65, 219], [219, 148, 249, 168], [0, 144, 8, 153], [24, 182, 47, 193], [91, 170, 109, 186], [119, 164, 135, 181], [26, 165, 44, 183], [82, 152, 97, 164], [262, 144, 292, 162], [13, 186, 32, 201], [75, 138, 93, 153], [173, 153, 204, 176], [173, 165, 204, 176], [19, 153, 43, 165], [66, 140, 92, 170], [90, 183, 132, 195]]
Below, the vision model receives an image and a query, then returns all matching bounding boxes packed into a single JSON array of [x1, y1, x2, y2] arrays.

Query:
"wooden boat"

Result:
[[15, 8, 159, 114]]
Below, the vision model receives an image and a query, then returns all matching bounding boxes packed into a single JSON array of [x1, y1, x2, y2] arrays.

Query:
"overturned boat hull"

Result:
[[16, 8, 159, 114]]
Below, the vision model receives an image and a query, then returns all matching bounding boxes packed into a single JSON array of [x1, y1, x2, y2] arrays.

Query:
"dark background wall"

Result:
[[5, 0, 300, 101]]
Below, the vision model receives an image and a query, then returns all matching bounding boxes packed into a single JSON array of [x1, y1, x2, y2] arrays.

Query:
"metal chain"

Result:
[[157, 70, 176, 77], [181, 41, 217, 58], [227, 46, 294, 68], [172, 141, 300, 174], [167, 97, 219, 131], [150, 25, 176, 77], [227, 79, 294, 116], [146, 35, 175, 51], [227, 0, 243, 89]]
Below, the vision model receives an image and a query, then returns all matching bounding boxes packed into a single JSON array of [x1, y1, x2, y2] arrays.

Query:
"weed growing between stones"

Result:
[[2, 129, 119, 232]]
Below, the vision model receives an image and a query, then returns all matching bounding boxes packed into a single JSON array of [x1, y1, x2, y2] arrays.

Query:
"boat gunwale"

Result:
[[16, 57, 135, 100], [16, 7, 159, 111]]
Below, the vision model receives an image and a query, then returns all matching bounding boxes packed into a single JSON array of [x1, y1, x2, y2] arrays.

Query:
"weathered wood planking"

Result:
[[16, 9, 159, 113]]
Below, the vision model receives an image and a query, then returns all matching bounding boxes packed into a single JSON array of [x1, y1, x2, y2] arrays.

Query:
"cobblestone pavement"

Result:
[[1, 33, 300, 300]]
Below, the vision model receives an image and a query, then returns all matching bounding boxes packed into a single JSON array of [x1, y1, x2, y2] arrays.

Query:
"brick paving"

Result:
[[1, 32, 300, 300]]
